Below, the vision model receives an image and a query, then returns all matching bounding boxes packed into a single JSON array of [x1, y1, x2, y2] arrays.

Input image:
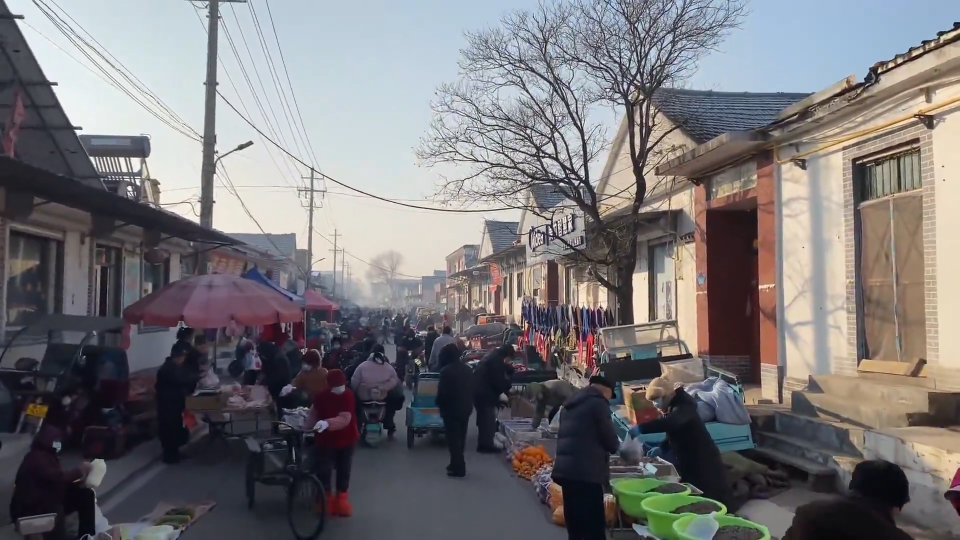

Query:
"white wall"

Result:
[[775, 62, 960, 382]]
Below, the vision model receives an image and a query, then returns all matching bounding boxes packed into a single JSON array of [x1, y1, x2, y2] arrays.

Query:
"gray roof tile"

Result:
[[228, 233, 297, 259], [653, 89, 812, 143], [530, 184, 572, 211], [484, 220, 519, 253]]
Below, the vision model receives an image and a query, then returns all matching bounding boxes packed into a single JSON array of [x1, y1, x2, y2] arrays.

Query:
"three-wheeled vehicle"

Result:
[[405, 372, 444, 449], [0, 315, 149, 456], [590, 320, 755, 453]]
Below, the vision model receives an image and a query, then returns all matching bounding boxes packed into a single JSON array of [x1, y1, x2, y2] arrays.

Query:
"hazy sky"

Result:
[[11, 0, 956, 278]]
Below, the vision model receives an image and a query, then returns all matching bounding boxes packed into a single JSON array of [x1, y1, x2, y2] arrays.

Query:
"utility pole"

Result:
[[198, 0, 246, 275], [298, 169, 324, 290], [329, 230, 342, 297], [341, 254, 346, 297]]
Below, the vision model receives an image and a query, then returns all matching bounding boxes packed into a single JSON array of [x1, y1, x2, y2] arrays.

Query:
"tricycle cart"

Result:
[[405, 372, 444, 449]]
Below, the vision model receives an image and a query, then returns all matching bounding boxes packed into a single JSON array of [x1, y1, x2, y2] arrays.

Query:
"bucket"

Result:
[[674, 514, 770, 540], [640, 494, 728, 540], [609, 478, 691, 518]]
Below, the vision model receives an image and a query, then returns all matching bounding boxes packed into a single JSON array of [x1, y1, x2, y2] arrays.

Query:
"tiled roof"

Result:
[[484, 220, 520, 253], [228, 233, 297, 259], [530, 184, 572, 211], [872, 22, 960, 75], [652, 89, 812, 143]]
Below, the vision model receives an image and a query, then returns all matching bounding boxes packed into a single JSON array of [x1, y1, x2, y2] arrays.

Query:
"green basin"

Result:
[[640, 494, 728, 540], [609, 478, 691, 519], [673, 514, 770, 540]]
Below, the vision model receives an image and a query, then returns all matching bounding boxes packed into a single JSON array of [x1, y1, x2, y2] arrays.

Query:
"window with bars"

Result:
[[859, 147, 922, 201]]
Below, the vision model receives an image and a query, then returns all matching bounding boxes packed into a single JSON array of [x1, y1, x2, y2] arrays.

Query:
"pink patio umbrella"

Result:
[[122, 273, 303, 328], [303, 289, 339, 311]]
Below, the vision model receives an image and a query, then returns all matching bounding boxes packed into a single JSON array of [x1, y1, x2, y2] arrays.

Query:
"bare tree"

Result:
[[367, 250, 405, 303], [418, 0, 745, 324]]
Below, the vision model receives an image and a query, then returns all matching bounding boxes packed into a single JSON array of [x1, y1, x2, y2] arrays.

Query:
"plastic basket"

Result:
[[641, 494, 728, 540], [609, 478, 690, 518], [674, 514, 770, 540]]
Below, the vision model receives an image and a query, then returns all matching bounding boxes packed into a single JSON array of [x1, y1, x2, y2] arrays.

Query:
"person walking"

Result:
[[308, 370, 359, 517], [435, 343, 473, 478], [784, 459, 913, 540], [155, 349, 195, 464], [551, 375, 621, 540], [428, 326, 458, 371], [472, 344, 514, 453]]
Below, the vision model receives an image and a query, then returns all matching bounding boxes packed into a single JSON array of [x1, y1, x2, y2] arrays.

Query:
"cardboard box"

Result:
[[186, 393, 226, 411], [621, 384, 660, 424]]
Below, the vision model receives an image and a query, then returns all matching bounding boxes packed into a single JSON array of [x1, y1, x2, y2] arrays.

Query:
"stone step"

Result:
[[790, 390, 942, 429], [772, 411, 866, 456], [744, 446, 837, 493], [754, 431, 861, 494], [809, 374, 960, 421]]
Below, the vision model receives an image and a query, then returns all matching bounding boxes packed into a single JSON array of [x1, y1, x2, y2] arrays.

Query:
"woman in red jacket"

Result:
[[308, 369, 358, 517]]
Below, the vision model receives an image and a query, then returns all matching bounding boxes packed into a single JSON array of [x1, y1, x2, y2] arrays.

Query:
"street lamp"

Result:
[[214, 141, 254, 166]]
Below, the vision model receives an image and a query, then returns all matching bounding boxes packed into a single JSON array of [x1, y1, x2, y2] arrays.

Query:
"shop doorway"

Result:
[[705, 204, 760, 383]]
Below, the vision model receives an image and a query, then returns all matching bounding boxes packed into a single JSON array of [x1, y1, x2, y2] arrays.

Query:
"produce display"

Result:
[[715, 525, 765, 540], [672, 501, 722, 515], [511, 445, 553, 480], [649, 483, 687, 494]]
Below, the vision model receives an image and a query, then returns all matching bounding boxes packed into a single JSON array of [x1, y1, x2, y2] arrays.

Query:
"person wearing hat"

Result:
[[472, 344, 516, 453], [785, 459, 913, 540], [525, 379, 577, 429], [285, 349, 328, 404], [308, 369, 359, 517], [629, 377, 733, 509], [551, 375, 621, 540]]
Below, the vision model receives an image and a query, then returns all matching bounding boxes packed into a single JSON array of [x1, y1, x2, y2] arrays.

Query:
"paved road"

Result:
[[101, 344, 566, 540]]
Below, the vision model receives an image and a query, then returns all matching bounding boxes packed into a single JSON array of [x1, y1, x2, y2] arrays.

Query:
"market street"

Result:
[[100, 346, 566, 540]]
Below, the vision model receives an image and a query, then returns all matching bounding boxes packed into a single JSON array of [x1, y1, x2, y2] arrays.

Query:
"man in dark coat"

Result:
[[471, 344, 514, 453], [155, 350, 194, 464], [436, 343, 473, 478], [257, 341, 293, 421], [785, 459, 914, 540], [423, 325, 440, 367], [631, 377, 735, 510], [551, 376, 621, 540]]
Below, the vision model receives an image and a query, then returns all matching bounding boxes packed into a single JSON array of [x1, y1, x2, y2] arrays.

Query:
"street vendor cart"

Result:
[[594, 321, 755, 453]]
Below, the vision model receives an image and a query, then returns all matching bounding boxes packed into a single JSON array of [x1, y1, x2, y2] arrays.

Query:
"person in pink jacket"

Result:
[[946, 467, 960, 516], [349, 346, 402, 435]]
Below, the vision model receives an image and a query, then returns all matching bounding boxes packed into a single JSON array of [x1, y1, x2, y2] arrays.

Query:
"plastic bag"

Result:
[[549, 407, 563, 431], [548, 482, 564, 511], [94, 501, 110, 534], [85, 459, 107, 488], [619, 436, 643, 465], [682, 512, 720, 540], [552, 506, 565, 527]]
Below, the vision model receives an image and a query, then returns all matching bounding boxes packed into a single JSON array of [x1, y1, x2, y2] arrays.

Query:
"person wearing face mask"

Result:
[[307, 370, 359, 518], [785, 459, 913, 540], [155, 350, 194, 464], [350, 345, 402, 436], [285, 349, 328, 404], [629, 377, 733, 510], [10, 424, 95, 539], [551, 376, 621, 540]]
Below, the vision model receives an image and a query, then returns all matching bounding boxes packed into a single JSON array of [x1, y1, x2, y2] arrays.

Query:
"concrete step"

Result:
[[772, 411, 866, 456], [744, 446, 837, 493], [790, 391, 942, 429], [754, 431, 862, 494], [809, 374, 960, 422]]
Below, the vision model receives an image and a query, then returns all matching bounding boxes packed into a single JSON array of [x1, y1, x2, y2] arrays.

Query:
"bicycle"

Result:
[[244, 420, 327, 540]]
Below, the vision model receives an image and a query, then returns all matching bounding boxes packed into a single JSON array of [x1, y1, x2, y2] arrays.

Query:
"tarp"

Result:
[[303, 289, 338, 311], [242, 268, 305, 306]]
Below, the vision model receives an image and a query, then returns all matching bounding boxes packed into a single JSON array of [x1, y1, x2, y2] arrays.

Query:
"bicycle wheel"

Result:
[[287, 472, 327, 540]]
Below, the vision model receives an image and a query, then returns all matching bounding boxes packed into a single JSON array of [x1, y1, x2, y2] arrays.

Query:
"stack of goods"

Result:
[[723, 452, 791, 501], [544, 482, 616, 528], [109, 501, 216, 540], [511, 444, 553, 480]]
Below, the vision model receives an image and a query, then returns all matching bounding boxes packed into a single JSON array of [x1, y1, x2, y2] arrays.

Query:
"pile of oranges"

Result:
[[511, 445, 553, 480]]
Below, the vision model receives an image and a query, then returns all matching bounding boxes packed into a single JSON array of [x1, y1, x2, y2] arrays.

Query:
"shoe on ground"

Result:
[[447, 470, 466, 478], [335, 492, 353, 517], [476, 446, 500, 454]]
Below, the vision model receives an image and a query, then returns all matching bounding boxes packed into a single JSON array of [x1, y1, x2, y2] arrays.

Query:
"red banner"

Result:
[[489, 262, 502, 287]]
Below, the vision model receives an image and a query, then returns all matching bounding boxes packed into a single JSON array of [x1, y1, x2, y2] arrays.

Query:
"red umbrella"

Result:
[[122, 273, 303, 328]]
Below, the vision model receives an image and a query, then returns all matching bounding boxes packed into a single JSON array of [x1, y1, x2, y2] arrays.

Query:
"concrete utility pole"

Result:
[[340, 254, 346, 297], [299, 169, 324, 290], [329, 231, 342, 297], [198, 0, 247, 275]]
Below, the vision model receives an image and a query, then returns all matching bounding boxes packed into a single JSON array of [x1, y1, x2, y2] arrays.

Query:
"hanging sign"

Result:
[[489, 262, 503, 287], [526, 210, 586, 263]]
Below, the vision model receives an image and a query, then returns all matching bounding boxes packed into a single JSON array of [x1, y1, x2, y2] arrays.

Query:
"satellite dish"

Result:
[[143, 248, 169, 264]]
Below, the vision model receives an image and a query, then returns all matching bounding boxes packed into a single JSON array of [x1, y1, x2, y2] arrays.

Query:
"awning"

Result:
[[0, 155, 240, 245], [303, 289, 338, 311], [242, 268, 305, 306]]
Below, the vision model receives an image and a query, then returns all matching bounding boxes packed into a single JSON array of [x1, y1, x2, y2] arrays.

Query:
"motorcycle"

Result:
[[359, 392, 388, 447]]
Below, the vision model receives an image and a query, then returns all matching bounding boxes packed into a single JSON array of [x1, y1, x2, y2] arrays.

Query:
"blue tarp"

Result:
[[242, 268, 306, 306]]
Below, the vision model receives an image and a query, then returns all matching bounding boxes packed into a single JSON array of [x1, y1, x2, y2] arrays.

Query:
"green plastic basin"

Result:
[[674, 514, 770, 540], [640, 494, 728, 540], [609, 478, 691, 519]]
